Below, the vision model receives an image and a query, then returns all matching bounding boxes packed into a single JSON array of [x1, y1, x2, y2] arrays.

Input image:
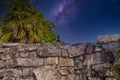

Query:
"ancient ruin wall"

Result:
[[98, 34, 120, 43], [0, 41, 119, 80]]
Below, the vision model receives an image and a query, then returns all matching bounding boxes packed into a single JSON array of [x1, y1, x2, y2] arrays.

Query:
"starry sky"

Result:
[[0, 0, 120, 43]]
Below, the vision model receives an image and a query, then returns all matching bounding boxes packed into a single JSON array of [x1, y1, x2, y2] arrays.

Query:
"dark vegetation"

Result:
[[0, 0, 57, 43], [112, 49, 120, 80]]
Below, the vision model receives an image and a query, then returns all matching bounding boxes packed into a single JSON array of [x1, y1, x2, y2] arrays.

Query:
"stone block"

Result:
[[61, 49, 68, 57], [59, 69, 69, 76], [68, 44, 86, 57], [34, 66, 61, 80], [75, 56, 84, 69], [16, 58, 43, 67], [2, 77, 15, 80], [37, 47, 61, 57], [5, 69, 22, 77], [59, 58, 74, 67], [45, 57, 58, 65], [0, 69, 5, 78], [0, 60, 5, 68], [19, 52, 29, 58], [6, 59, 18, 68], [23, 68, 33, 77], [28, 51, 37, 58], [66, 75, 75, 80]]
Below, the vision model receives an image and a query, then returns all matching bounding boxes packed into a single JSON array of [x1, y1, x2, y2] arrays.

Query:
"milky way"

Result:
[[52, 0, 81, 25]]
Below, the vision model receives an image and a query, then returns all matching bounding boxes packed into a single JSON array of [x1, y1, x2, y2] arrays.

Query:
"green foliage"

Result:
[[40, 30, 57, 43], [112, 49, 120, 80], [115, 49, 120, 60], [112, 65, 120, 80], [0, 0, 57, 43]]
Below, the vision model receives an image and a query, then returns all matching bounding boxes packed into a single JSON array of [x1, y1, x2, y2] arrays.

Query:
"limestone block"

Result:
[[66, 74, 75, 80], [59, 69, 69, 76], [0, 53, 6, 60], [23, 68, 33, 77], [6, 59, 18, 68], [68, 44, 86, 57], [16, 58, 43, 67], [0, 69, 5, 78], [37, 47, 61, 57], [34, 66, 61, 80], [61, 49, 68, 57], [59, 58, 74, 67], [5, 69, 22, 77], [0, 60, 5, 68], [45, 57, 58, 65], [75, 56, 84, 69], [19, 52, 29, 58], [2, 77, 15, 80]]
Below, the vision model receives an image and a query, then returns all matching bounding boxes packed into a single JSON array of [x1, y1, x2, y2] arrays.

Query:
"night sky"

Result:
[[0, 0, 120, 43]]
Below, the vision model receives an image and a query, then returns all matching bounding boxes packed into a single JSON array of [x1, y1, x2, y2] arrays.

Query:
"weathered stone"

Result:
[[16, 77, 34, 80], [37, 47, 61, 57], [6, 59, 18, 68], [61, 76, 66, 80], [2, 43, 19, 47], [19, 52, 29, 58], [0, 60, 5, 68], [98, 34, 120, 43], [61, 49, 68, 57], [0, 48, 5, 53], [16, 58, 43, 67], [66, 75, 75, 80], [68, 44, 86, 57], [88, 77, 101, 80], [85, 45, 95, 54], [23, 68, 33, 77], [2, 77, 15, 80], [83, 55, 92, 66], [68, 67, 75, 74], [59, 67, 74, 75], [75, 56, 84, 69], [0, 69, 5, 78], [95, 46, 103, 52], [0, 53, 6, 60], [34, 66, 61, 80], [28, 51, 37, 58], [18, 44, 38, 52], [106, 78, 116, 80], [5, 69, 22, 77], [45, 57, 58, 65], [5, 47, 18, 59], [59, 58, 74, 66], [59, 69, 69, 76]]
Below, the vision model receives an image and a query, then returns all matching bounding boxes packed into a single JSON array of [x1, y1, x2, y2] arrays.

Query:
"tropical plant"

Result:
[[0, 0, 57, 43]]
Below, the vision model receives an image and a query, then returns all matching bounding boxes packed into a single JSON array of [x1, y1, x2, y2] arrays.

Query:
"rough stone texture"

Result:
[[98, 34, 120, 43], [59, 58, 74, 67], [34, 66, 60, 80], [0, 38, 119, 80]]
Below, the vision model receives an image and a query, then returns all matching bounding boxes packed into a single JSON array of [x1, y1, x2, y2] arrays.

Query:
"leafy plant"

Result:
[[112, 65, 120, 80], [0, 0, 57, 43]]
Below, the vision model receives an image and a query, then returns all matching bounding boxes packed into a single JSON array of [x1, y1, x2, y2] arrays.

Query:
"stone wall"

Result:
[[98, 34, 120, 43], [0, 41, 119, 80]]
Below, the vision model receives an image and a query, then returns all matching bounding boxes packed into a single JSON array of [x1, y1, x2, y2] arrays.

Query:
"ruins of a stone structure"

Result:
[[98, 34, 120, 43], [0, 35, 119, 80]]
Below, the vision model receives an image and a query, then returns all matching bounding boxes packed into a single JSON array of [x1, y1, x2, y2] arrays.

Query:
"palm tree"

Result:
[[0, 0, 57, 43]]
